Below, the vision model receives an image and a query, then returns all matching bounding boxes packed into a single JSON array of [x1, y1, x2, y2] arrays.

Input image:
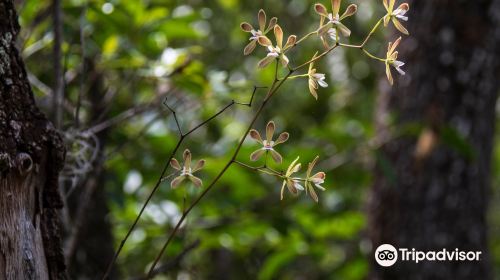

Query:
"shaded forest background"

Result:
[[10, 0, 500, 279]]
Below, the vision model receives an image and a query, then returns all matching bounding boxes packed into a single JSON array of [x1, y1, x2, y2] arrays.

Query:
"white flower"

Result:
[[314, 1, 357, 48], [385, 37, 406, 85], [392, 60, 406, 75], [240, 9, 277, 55], [305, 156, 326, 203], [307, 53, 328, 99], [257, 25, 295, 68], [327, 28, 337, 42], [392, 7, 408, 21], [249, 29, 263, 41], [170, 149, 205, 188], [383, 0, 410, 35], [249, 121, 289, 164], [266, 45, 281, 58], [281, 157, 305, 200]]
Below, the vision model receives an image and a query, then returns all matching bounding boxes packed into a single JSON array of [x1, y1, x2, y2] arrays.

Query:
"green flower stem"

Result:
[[362, 49, 386, 62], [338, 17, 384, 49], [292, 44, 339, 71], [361, 17, 384, 47], [294, 31, 317, 46], [289, 74, 310, 79], [233, 160, 283, 178]]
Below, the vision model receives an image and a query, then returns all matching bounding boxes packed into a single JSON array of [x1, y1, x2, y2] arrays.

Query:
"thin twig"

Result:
[[133, 240, 201, 280], [102, 86, 266, 279], [145, 64, 294, 278]]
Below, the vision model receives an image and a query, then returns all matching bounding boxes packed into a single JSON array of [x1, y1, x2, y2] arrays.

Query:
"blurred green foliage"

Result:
[[17, 0, 500, 279]]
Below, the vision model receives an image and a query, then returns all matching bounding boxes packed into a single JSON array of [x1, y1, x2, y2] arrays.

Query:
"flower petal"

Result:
[[318, 79, 328, 88], [192, 159, 205, 172], [258, 9, 266, 31], [240, 22, 253, 32], [266, 121, 275, 142], [311, 171, 326, 183], [170, 158, 181, 170], [189, 175, 203, 187], [274, 25, 283, 49], [249, 129, 263, 144], [291, 162, 301, 174], [269, 149, 283, 164], [315, 184, 326, 191], [321, 35, 330, 50], [274, 132, 289, 145], [258, 55, 276, 68], [394, 65, 406, 75], [244, 40, 257, 55], [337, 23, 351, 37], [392, 18, 409, 35], [266, 17, 278, 33], [389, 36, 402, 54], [386, 63, 394, 85], [307, 156, 319, 177], [280, 180, 287, 200], [286, 180, 298, 195], [340, 4, 357, 20], [286, 156, 300, 175], [388, 0, 396, 11], [383, 15, 390, 27], [280, 54, 289, 67], [309, 79, 318, 100], [250, 149, 266, 161], [284, 35, 297, 50], [309, 185, 319, 202], [171, 175, 185, 189], [397, 3, 410, 13], [183, 149, 191, 168], [317, 22, 332, 35], [314, 3, 329, 17], [332, 0, 341, 16], [257, 36, 272, 46], [294, 181, 305, 191]]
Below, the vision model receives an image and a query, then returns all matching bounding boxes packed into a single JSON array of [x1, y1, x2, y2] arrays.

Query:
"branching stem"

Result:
[[102, 86, 265, 279]]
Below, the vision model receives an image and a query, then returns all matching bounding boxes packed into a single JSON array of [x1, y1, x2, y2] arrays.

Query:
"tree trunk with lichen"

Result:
[[369, 0, 500, 279], [0, 0, 67, 279]]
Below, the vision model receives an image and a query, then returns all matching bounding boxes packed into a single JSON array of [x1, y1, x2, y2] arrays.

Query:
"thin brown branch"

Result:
[[102, 86, 266, 279], [132, 240, 200, 280], [145, 65, 294, 278]]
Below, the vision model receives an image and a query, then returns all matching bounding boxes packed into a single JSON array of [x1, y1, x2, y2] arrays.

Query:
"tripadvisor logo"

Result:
[[374, 244, 482, 267]]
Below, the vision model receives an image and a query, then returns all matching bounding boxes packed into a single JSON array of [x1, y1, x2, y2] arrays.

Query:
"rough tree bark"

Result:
[[0, 0, 67, 279], [369, 0, 500, 279]]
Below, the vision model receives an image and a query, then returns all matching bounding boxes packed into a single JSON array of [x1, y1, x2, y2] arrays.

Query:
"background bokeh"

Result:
[[16, 0, 500, 279]]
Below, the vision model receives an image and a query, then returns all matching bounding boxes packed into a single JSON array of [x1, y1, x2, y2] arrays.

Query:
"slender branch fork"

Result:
[[103, 14, 385, 279], [101, 86, 264, 279]]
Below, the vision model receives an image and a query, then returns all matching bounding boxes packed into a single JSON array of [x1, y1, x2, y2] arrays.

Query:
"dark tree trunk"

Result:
[[0, 0, 66, 279], [369, 0, 500, 279], [64, 60, 118, 279]]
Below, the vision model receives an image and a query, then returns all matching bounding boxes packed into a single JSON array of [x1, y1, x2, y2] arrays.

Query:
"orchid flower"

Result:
[[249, 121, 289, 164], [385, 36, 406, 85], [170, 149, 205, 188], [315, 0, 357, 48], [280, 157, 304, 200], [257, 25, 297, 68], [240, 9, 278, 55], [305, 156, 326, 202], [383, 0, 410, 35], [307, 53, 328, 99]]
